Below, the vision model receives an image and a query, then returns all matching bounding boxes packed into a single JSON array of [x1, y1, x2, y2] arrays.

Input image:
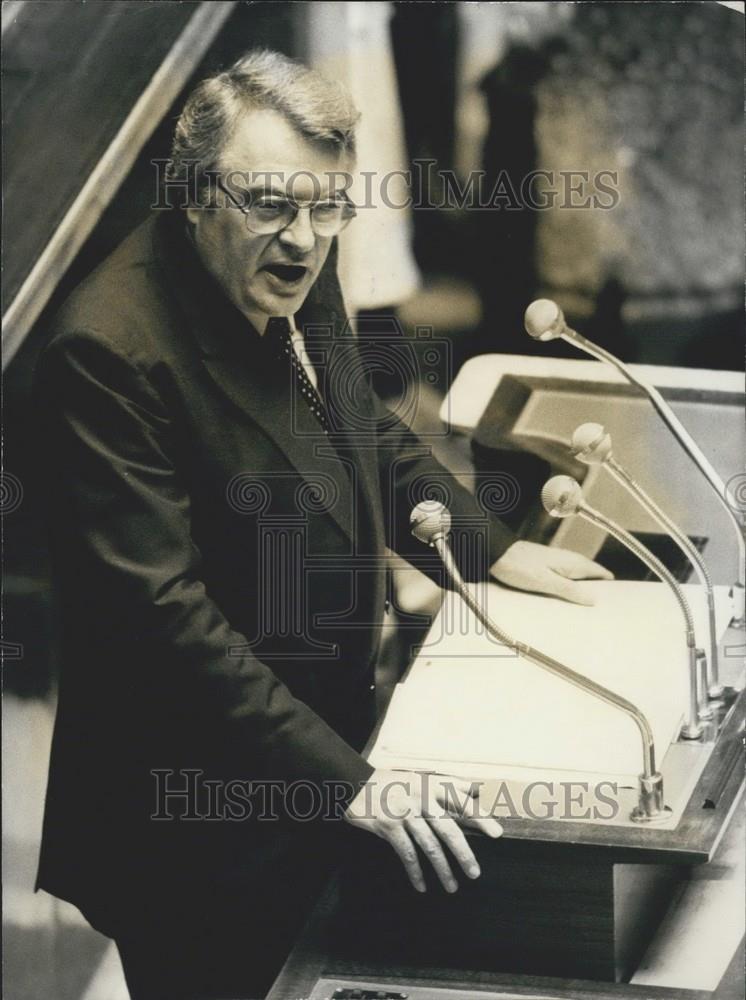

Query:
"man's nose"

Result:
[[278, 207, 316, 255]]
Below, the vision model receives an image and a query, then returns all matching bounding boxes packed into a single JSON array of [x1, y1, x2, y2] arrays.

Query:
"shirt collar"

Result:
[[244, 308, 298, 339]]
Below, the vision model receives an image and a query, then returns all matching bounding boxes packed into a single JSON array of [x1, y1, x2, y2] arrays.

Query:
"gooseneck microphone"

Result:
[[571, 422, 722, 703], [541, 476, 704, 740], [410, 500, 667, 822], [524, 298, 745, 626]]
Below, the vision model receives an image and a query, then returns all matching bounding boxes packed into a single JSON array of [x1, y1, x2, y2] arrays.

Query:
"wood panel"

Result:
[[335, 834, 687, 982], [2, 0, 235, 363], [267, 876, 744, 999]]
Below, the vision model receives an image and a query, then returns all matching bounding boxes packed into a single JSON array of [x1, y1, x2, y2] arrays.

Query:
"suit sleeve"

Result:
[[35, 329, 373, 798], [368, 382, 517, 585]]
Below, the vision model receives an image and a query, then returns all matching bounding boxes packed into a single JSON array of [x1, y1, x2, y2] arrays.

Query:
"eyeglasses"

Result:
[[216, 179, 357, 237]]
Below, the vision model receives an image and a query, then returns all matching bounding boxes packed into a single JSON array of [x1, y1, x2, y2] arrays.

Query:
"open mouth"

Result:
[[262, 263, 308, 284]]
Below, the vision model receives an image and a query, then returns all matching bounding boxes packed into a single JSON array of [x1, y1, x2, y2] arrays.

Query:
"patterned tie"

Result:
[[266, 316, 330, 434]]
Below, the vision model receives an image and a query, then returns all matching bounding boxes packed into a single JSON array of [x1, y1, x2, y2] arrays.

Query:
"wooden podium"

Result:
[[269, 356, 744, 997], [333, 610, 744, 982], [341, 720, 742, 982]]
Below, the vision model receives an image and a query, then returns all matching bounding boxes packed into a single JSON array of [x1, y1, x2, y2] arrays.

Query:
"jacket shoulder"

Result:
[[47, 215, 178, 370]]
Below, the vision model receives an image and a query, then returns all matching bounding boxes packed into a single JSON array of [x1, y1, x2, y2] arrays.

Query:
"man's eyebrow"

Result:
[[232, 183, 286, 197], [236, 183, 350, 202]]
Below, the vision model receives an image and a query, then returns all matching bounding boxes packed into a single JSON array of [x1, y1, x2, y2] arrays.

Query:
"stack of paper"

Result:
[[369, 581, 734, 784]]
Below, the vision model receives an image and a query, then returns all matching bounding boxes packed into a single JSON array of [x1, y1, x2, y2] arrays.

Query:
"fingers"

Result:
[[491, 541, 614, 599], [547, 574, 596, 606], [458, 814, 504, 839], [350, 771, 503, 895], [385, 825, 426, 893], [430, 777, 504, 841], [578, 558, 614, 581], [426, 816, 481, 881], [405, 816, 458, 892], [554, 549, 614, 581], [448, 777, 480, 799], [528, 569, 596, 606], [432, 782, 504, 840], [431, 776, 479, 815]]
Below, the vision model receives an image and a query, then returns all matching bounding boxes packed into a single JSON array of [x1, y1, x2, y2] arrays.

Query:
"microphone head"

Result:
[[541, 475, 584, 518], [571, 422, 613, 465], [524, 299, 565, 341], [410, 500, 452, 545]]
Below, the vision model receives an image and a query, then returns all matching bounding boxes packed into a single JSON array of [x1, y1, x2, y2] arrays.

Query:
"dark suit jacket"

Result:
[[34, 210, 515, 935]]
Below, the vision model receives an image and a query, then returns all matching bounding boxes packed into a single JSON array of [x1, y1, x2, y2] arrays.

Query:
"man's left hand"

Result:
[[490, 540, 613, 605]]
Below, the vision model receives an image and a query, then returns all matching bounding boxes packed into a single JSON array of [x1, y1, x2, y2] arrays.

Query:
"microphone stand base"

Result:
[[630, 772, 668, 823], [698, 699, 716, 721], [680, 722, 704, 740], [630, 804, 673, 825]]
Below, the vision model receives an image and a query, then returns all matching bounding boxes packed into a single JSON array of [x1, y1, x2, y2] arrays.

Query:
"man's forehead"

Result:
[[219, 107, 353, 196]]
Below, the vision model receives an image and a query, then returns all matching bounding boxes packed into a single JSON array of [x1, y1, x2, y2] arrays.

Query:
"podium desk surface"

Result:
[[365, 616, 744, 864]]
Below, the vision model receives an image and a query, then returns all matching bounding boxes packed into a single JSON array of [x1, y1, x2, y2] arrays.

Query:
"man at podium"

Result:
[[33, 49, 611, 999]]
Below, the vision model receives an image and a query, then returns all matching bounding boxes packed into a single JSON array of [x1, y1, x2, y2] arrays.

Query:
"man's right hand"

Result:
[[343, 769, 502, 893]]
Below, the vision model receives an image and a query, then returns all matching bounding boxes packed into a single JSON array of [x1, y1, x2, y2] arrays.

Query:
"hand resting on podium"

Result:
[[490, 539, 614, 605], [343, 769, 502, 893]]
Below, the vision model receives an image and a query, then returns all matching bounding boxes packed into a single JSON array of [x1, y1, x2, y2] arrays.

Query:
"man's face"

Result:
[[187, 108, 352, 322]]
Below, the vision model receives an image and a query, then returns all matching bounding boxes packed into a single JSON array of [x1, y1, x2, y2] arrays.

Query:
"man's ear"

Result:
[[186, 204, 200, 229]]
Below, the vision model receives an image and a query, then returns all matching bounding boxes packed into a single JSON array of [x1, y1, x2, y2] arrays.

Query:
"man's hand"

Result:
[[490, 540, 613, 606], [343, 769, 501, 893]]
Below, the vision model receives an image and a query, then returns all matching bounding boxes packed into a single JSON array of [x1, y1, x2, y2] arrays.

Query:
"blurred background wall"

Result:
[[2, 3, 743, 997]]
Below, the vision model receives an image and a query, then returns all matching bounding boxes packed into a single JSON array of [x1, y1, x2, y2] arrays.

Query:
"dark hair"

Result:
[[167, 49, 359, 202]]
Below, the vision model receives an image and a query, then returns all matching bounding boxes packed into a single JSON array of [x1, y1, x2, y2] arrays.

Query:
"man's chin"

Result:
[[248, 273, 315, 317]]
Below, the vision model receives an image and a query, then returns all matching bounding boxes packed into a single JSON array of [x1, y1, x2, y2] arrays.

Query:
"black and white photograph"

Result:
[[2, 2, 744, 998]]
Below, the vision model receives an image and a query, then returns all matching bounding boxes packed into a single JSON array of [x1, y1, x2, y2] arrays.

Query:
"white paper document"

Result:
[[369, 581, 735, 784]]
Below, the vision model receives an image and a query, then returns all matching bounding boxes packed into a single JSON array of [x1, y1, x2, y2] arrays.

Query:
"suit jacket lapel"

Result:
[[153, 211, 370, 547], [202, 352, 360, 545]]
